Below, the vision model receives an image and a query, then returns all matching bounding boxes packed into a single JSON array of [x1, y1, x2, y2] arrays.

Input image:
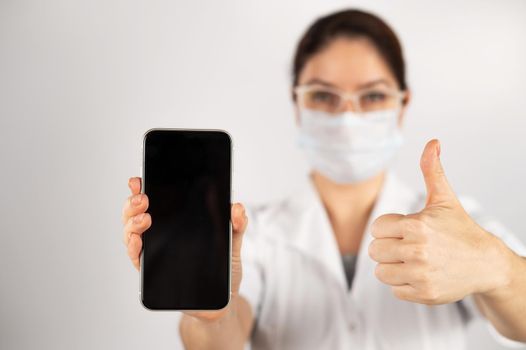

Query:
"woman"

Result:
[[121, 9, 526, 349]]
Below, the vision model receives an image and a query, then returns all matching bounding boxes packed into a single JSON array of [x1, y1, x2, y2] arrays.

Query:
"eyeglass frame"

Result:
[[293, 84, 408, 115]]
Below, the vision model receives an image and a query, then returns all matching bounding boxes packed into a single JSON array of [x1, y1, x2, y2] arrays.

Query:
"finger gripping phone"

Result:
[[140, 129, 232, 310]]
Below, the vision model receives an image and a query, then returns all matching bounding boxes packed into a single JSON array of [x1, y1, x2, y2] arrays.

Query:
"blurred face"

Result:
[[294, 36, 409, 124]]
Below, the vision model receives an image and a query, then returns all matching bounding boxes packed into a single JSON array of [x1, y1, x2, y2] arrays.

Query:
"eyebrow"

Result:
[[303, 78, 394, 89]]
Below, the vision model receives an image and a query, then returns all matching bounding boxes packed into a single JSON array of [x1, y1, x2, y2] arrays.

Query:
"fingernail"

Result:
[[132, 194, 142, 206], [134, 213, 145, 223], [436, 141, 441, 158]]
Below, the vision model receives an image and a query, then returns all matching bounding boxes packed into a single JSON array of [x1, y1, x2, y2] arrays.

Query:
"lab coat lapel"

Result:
[[351, 172, 423, 300], [286, 175, 348, 289], [286, 172, 422, 294]]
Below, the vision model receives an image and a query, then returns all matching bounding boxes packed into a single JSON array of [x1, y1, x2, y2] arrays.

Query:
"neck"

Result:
[[311, 171, 386, 253]]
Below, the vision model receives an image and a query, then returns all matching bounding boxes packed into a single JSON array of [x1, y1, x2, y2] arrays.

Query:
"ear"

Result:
[[397, 89, 411, 127]]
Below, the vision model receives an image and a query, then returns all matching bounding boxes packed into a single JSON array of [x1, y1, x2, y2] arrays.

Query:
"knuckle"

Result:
[[142, 194, 149, 208], [418, 212, 433, 224], [420, 286, 439, 304], [126, 215, 135, 228], [419, 268, 433, 284], [391, 287, 408, 301], [122, 198, 136, 218], [410, 244, 429, 262], [142, 214, 152, 230], [403, 217, 426, 234], [126, 216, 140, 232], [143, 212, 152, 223], [127, 194, 148, 210], [134, 213, 151, 232]]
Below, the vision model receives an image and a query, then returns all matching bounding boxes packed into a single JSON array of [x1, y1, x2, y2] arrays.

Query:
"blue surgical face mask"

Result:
[[297, 108, 404, 184]]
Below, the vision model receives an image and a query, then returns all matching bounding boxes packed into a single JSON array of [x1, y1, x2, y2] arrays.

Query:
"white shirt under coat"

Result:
[[239, 172, 526, 350]]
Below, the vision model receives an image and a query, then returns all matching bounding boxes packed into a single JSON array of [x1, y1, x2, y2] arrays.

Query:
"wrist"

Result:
[[475, 233, 516, 299]]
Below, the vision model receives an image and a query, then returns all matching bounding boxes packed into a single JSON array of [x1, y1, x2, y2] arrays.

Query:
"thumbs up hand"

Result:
[[369, 139, 511, 305]]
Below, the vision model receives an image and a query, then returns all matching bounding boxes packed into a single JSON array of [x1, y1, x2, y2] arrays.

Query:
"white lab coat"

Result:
[[239, 172, 526, 350]]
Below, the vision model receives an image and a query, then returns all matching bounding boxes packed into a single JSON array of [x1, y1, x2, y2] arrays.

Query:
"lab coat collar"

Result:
[[286, 171, 421, 292]]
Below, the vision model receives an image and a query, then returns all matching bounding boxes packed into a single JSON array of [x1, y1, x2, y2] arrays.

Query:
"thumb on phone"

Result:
[[232, 203, 248, 256]]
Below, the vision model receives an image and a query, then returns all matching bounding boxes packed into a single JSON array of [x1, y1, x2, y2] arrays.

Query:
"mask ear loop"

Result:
[[397, 90, 409, 127]]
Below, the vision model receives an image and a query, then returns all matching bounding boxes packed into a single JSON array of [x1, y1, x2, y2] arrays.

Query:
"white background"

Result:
[[1, 0, 525, 349]]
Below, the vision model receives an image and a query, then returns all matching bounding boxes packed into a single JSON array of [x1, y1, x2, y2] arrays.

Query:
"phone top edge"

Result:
[[143, 127, 232, 138], [142, 128, 234, 156]]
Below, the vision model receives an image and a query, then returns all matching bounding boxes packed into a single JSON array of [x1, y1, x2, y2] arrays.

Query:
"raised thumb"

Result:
[[420, 139, 454, 206]]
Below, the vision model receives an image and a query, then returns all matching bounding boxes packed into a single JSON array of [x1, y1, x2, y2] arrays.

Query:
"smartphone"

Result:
[[140, 128, 232, 310]]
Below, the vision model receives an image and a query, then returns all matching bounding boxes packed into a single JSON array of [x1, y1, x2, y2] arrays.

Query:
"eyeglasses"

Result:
[[294, 84, 406, 115]]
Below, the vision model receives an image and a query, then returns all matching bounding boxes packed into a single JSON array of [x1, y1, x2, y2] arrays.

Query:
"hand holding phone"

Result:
[[123, 178, 248, 320], [121, 129, 249, 314]]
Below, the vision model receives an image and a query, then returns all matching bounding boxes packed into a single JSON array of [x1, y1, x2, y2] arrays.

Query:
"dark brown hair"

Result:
[[292, 9, 407, 91]]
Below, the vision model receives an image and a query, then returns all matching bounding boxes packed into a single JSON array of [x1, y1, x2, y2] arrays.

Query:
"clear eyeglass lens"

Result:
[[300, 87, 401, 115], [303, 90, 342, 114], [359, 90, 399, 112]]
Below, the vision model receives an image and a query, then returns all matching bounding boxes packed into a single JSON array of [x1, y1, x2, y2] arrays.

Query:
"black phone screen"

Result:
[[141, 129, 232, 310]]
